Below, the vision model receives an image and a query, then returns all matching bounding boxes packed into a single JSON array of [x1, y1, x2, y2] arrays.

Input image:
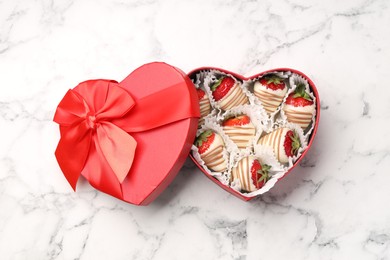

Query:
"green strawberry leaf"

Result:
[[257, 174, 267, 183], [195, 130, 213, 147], [295, 83, 305, 94], [211, 77, 224, 91], [293, 83, 312, 101], [302, 92, 312, 101], [290, 131, 301, 155], [257, 164, 272, 184], [265, 75, 283, 85], [262, 164, 272, 172]]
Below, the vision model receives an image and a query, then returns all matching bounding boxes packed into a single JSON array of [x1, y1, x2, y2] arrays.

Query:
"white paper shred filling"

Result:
[[192, 70, 318, 198]]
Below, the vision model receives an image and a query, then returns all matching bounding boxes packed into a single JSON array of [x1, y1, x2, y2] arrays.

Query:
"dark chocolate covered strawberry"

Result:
[[210, 76, 248, 110], [257, 128, 301, 164], [222, 115, 255, 149], [231, 156, 271, 192], [195, 130, 227, 172], [254, 75, 287, 115], [283, 83, 315, 129]]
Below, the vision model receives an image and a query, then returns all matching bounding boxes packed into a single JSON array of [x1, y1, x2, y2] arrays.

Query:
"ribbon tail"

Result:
[[96, 122, 137, 183], [82, 137, 123, 199], [54, 124, 92, 190]]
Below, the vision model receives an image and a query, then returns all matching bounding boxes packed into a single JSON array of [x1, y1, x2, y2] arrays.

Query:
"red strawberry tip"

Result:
[[211, 77, 236, 101], [222, 115, 251, 126], [284, 130, 301, 157], [197, 88, 206, 100]]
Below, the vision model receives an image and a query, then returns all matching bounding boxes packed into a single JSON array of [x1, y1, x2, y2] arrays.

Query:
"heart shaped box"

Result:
[[187, 67, 320, 202], [54, 63, 319, 205]]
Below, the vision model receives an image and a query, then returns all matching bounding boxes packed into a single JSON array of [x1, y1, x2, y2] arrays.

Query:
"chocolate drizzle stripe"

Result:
[[271, 129, 278, 161], [284, 111, 313, 118], [284, 107, 313, 117], [283, 107, 313, 128], [219, 84, 240, 109], [199, 98, 211, 117], [223, 124, 255, 149], [207, 156, 225, 167], [201, 144, 226, 171], [219, 84, 248, 110], [284, 114, 312, 122], [276, 128, 283, 162], [255, 90, 283, 102], [237, 158, 243, 190], [229, 91, 248, 109], [203, 145, 223, 161], [243, 157, 250, 191], [225, 131, 256, 136], [254, 89, 285, 114], [230, 136, 255, 142], [223, 127, 255, 134]]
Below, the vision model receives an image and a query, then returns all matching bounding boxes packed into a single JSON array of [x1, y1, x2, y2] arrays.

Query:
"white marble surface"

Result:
[[1, 0, 390, 259]]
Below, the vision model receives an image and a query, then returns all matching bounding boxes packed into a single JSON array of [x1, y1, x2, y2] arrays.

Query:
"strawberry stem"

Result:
[[211, 77, 224, 91], [293, 83, 312, 101], [195, 130, 212, 147], [257, 164, 271, 184], [264, 75, 283, 85], [290, 131, 301, 155]]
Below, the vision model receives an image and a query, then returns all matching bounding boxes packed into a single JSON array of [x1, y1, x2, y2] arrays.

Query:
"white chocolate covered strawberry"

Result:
[[211, 76, 248, 110], [195, 130, 227, 172], [257, 128, 301, 164], [283, 83, 315, 130], [197, 88, 211, 127], [254, 75, 288, 115], [231, 156, 271, 192], [222, 115, 255, 149]]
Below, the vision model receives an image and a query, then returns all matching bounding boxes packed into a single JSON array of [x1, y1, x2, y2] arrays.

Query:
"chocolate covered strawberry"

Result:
[[195, 130, 227, 172], [257, 128, 301, 164], [222, 115, 255, 149], [231, 156, 271, 192], [254, 75, 287, 115], [197, 88, 211, 127], [282, 83, 315, 130], [210, 76, 248, 110]]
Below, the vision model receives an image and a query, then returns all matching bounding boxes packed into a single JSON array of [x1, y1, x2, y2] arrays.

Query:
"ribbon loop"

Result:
[[53, 90, 87, 126]]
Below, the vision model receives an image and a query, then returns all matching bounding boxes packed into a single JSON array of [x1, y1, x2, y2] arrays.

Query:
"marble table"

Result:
[[1, 0, 390, 259]]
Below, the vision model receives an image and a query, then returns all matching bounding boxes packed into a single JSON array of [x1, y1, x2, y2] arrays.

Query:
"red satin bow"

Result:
[[54, 79, 199, 198], [54, 80, 137, 190]]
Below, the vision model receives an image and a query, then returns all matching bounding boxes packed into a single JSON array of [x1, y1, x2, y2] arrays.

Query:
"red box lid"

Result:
[[54, 62, 200, 205]]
